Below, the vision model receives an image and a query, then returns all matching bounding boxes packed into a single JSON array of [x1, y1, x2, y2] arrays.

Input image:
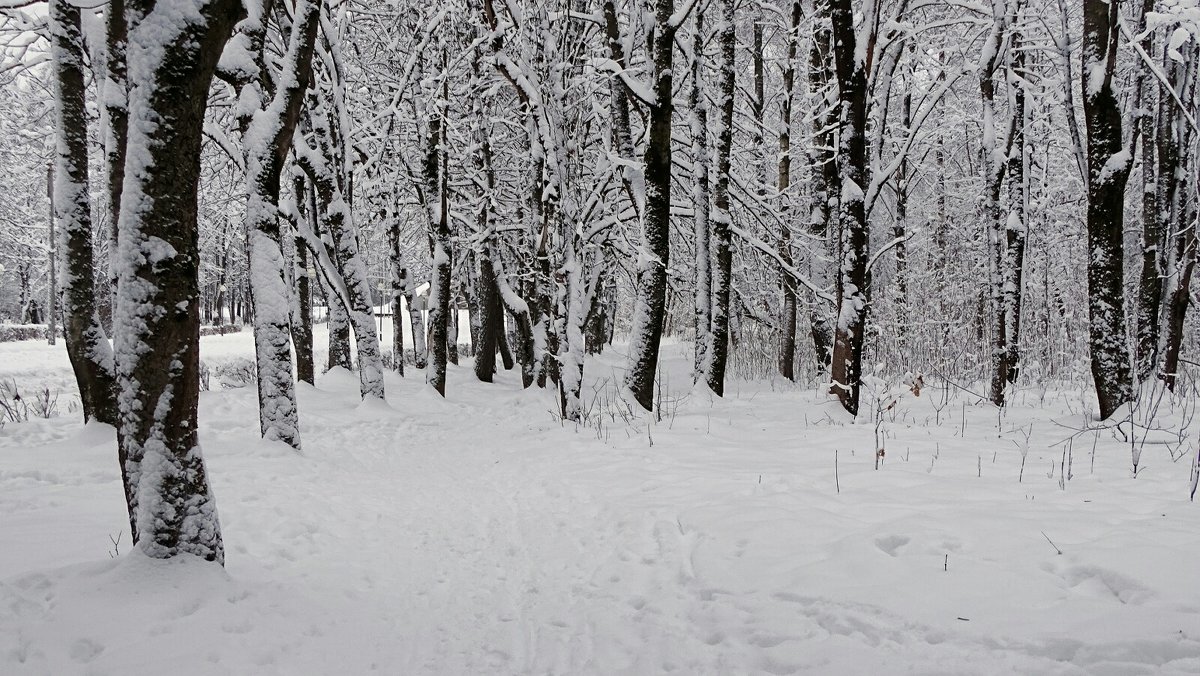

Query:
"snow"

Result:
[[3, 334, 1200, 674]]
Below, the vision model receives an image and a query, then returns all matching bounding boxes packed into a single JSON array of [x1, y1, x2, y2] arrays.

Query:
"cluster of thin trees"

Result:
[[0, 0, 1195, 562]]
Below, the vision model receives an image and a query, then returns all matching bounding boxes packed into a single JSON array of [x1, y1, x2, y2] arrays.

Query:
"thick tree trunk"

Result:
[[1082, 0, 1133, 419], [112, 0, 241, 563], [51, 0, 117, 427]]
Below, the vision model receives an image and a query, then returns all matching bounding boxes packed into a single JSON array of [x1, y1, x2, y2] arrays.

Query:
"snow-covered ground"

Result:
[[2, 329, 1199, 675]]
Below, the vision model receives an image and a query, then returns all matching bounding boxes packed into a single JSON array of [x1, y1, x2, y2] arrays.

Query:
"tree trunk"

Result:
[[112, 0, 241, 563], [622, 0, 675, 411], [777, 0, 802, 381], [1082, 0, 1133, 419], [326, 282, 353, 371], [426, 100, 452, 394], [690, 11, 711, 382], [703, 0, 735, 397], [474, 249, 500, 382], [51, 0, 117, 427], [827, 0, 870, 416], [292, 179, 315, 386], [242, 0, 320, 449]]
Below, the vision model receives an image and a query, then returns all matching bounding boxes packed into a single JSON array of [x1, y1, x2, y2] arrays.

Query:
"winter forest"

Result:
[[1, 0, 1199, 672]]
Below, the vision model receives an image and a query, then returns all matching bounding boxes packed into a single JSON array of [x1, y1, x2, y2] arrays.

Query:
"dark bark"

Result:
[[104, 0, 127, 317], [51, 0, 118, 427], [620, 0, 676, 411], [777, 0, 802, 381], [827, 0, 870, 415], [704, 0, 735, 397], [1082, 0, 1133, 419], [326, 282, 353, 371], [424, 86, 452, 395], [474, 250, 501, 382], [113, 0, 242, 563], [292, 177, 315, 386], [807, 2, 836, 370], [242, 0, 320, 448], [1135, 0, 1163, 380]]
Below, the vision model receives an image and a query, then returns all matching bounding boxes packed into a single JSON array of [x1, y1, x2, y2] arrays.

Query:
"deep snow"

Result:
[[2, 327, 1199, 675]]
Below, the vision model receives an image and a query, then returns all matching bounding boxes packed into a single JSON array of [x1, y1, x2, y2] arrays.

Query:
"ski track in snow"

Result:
[[2, 328, 1200, 675]]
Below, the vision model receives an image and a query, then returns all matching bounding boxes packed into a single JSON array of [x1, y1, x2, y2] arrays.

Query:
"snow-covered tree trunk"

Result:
[[300, 86, 385, 401], [1156, 45, 1198, 390], [1081, 0, 1132, 419], [1135, 0, 1163, 380], [623, 0, 677, 411], [690, 11, 711, 382], [292, 176, 315, 385], [777, 0, 802, 381], [424, 86, 452, 396], [981, 0, 1009, 406], [103, 0, 128, 318], [239, 0, 321, 449], [113, 0, 242, 563], [326, 281, 353, 371], [807, 5, 836, 370], [827, 0, 870, 416], [402, 269, 427, 369], [389, 257, 405, 377], [495, 253, 535, 388], [703, 0, 735, 397], [51, 0, 117, 427], [1000, 11, 1029, 392]]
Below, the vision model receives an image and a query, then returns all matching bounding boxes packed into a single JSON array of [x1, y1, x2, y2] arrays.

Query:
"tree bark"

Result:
[[827, 0, 870, 416], [621, 0, 676, 411], [242, 0, 320, 449], [112, 0, 242, 563], [1081, 0, 1133, 419], [703, 0, 735, 397], [777, 0, 802, 381], [51, 0, 117, 427]]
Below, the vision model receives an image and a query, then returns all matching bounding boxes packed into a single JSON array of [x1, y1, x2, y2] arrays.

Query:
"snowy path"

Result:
[[2, 333, 1200, 674]]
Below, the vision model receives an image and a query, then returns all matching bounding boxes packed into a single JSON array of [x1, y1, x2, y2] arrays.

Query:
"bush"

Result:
[[212, 357, 257, 389], [0, 324, 62, 343], [200, 324, 242, 337]]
